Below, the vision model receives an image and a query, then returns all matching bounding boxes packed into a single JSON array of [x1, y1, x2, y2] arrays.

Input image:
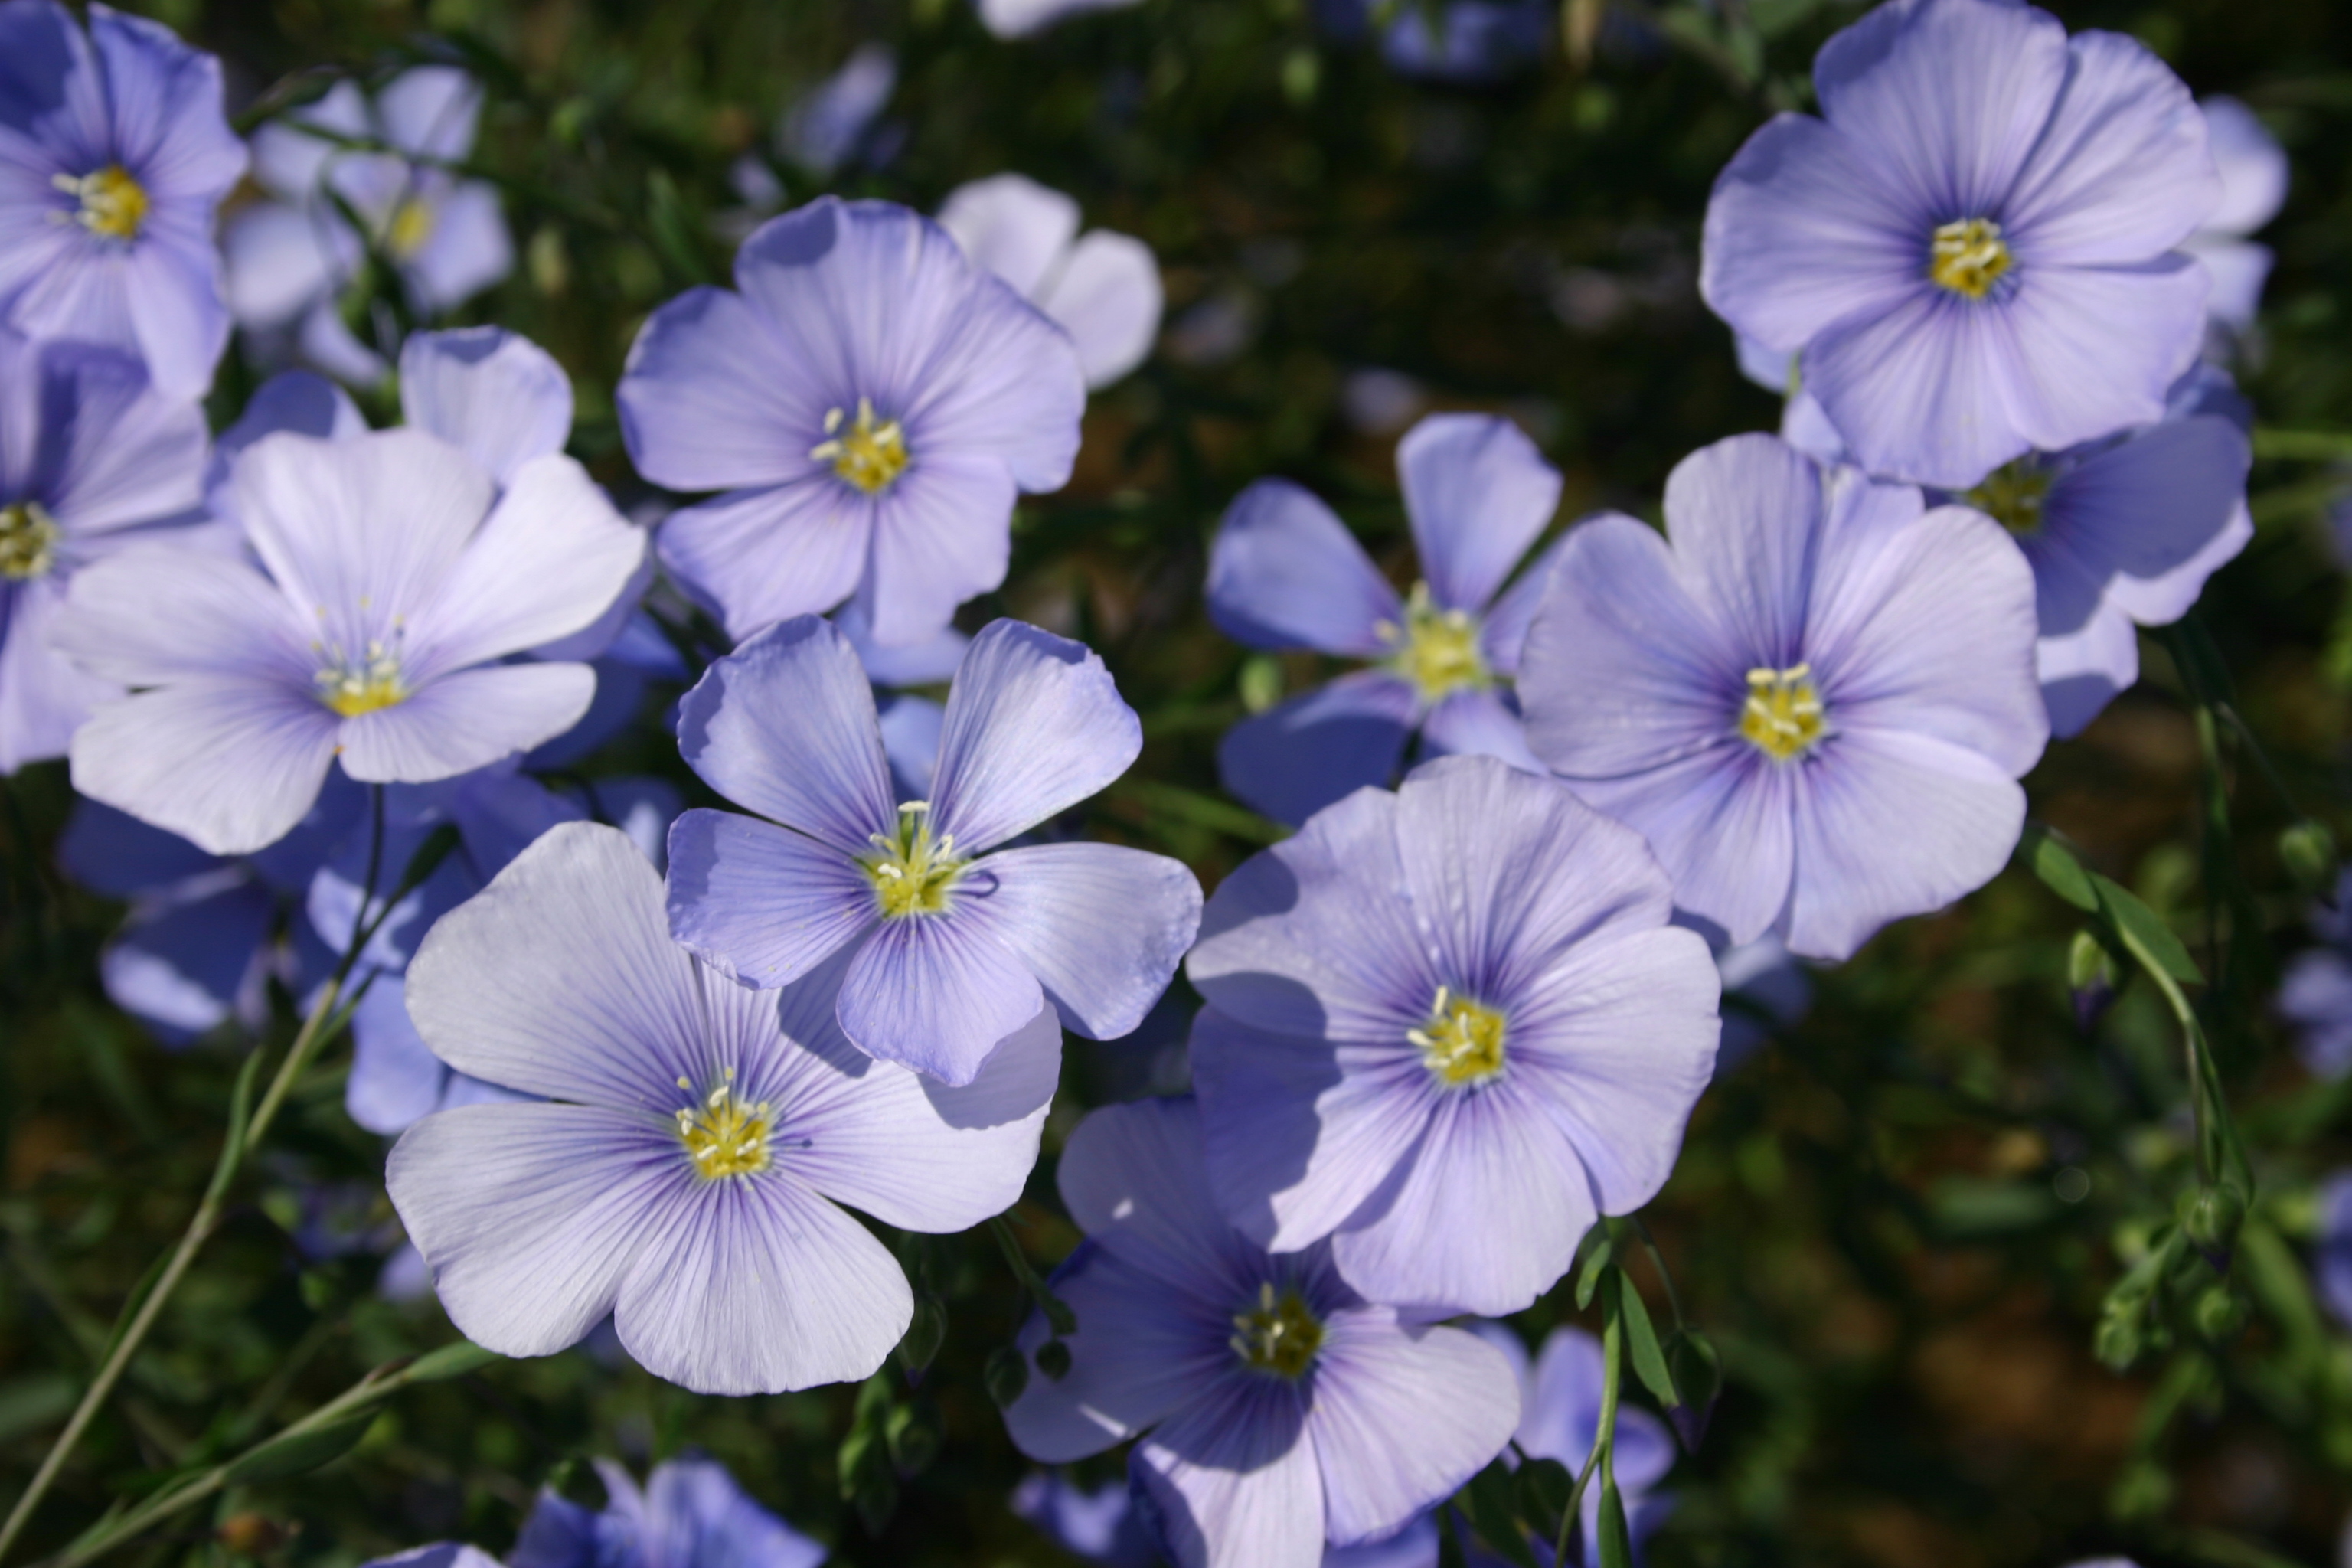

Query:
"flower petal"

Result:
[[2004, 30, 2217, 266], [101, 880, 272, 1044], [665, 809, 875, 989], [1415, 688, 1541, 774], [1059, 1096, 1265, 1292], [399, 327, 573, 486], [1207, 480, 1401, 657], [2043, 415, 2251, 622], [656, 477, 874, 642], [619, 286, 808, 492], [929, 619, 1142, 853], [1309, 1315, 1520, 1546], [862, 449, 1017, 646], [835, 906, 1042, 1085], [69, 678, 341, 856], [1397, 414, 1560, 616], [0, 577, 119, 773], [1661, 433, 1824, 669], [51, 544, 314, 688], [345, 973, 450, 1135], [936, 172, 1079, 299], [1040, 228, 1162, 389], [1215, 673, 1417, 830], [673, 615, 895, 854], [1132, 1379, 1323, 1568], [969, 841, 1203, 1040], [337, 662, 595, 784], [1562, 747, 1795, 951], [35, 342, 207, 534]]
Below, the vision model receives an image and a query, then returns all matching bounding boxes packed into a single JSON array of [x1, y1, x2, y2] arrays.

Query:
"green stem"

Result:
[[1557, 1275, 1628, 1565]]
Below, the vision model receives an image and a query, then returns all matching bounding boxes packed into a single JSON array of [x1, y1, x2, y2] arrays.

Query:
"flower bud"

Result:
[[2279, 819, 2337, 900], [1034, 1338, 1073, 1381], [1664, 1328, 1723, 1451], [2181, 1182, 2246, 1274], [2066, 929, 2117, 1034], [984, 1344, 1029, 1408]]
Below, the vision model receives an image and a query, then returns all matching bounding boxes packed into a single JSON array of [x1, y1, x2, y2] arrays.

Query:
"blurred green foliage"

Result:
[[8, 1, 2352, 1566]]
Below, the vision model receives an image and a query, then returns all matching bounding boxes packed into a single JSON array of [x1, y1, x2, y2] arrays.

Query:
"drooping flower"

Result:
[[619, 197, 1085, 648], [976, 0, 1143, 40], [1518, 433, 2047, 962], [1187, 755, 1719, 1315], [778, 44, 897, 178], [0, 328, 212, 773], [667, 615, 1201, 1086], [939, 174, 1161, 390], [0, 0, 246, 398], [224, 69, 512, 384], [2277, 870, 2352, 1081], [1002, 1096, 1521, 1568], [387, 822, 1063, 1393], [54, 422, 645, 855], [511, 1455, 827, 1568], [1207, 413, 1564, 827], [2314, 1171, 2352, 1331], [2184, 98, 2287, 335], [1947, 366, 2251, 737], [1700, 0, 2219, 488]]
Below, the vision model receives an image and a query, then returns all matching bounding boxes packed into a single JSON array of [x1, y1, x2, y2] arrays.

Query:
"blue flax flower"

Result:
[[1187, 755, 1720, 1315], [665, 615, 1202, 1086], [2185, 98, 2287, 337], [1519, 433, 2047, 962], [54, 415, 645, 855], [1700, 0, 2219, 488], [387, 822, 1063, 1393], [2277, 870, 2352, 1082], [619, 197, 1085, 648], [1002, 1096, 1521, 1568], [0, 0, 246, 397], [361, 1547, 501, 1568], [1208, 413, 1564, 827], [2316, 1171, 2352, 1331], [977, 0, 1142, 38], [512, 1455, 826, 1568], [937, 174, 1161, 390], [0, 327, 212, 772]]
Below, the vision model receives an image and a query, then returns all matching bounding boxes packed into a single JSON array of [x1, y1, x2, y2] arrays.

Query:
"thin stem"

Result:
[[1558, 1275, 1628, 1566]]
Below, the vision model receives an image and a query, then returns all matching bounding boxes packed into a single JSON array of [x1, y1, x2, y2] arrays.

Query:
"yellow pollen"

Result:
[[54, 165, 148, 241], [387, 196, 436, 260], [860, 800, 965, 919], [1230, 1282, 1323, 1380], [1962, 459, 2054, 536], [1739, 663, 1825, 761], [1929, 217, 2011, 300], [675, 1069, 773, 1180], [0, 500, 62, 580], [1407, 985, 1508, 1087], [811, 398, 910, 494], [315, 640, 407, 717], [1379, 582, 1488, 704]]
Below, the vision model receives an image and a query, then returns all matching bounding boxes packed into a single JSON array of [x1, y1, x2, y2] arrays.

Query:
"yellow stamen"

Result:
[[860, 800, 965, 918], [1230, 1282, 1324, 1380], [54, 165, 148, 241], [675, 1070, 772, 1180], [1962, 459, 2053, 536], [1407, 985, 1507, 1087], [315, 639, 407, 717], [1738, 663, 1825, 761], [387, 196, 436, 260], [1929, 217, 2011, 300], [0, 500, 62, 580], [810, 397, 910, 494], [1381, 582, 1488, 704]]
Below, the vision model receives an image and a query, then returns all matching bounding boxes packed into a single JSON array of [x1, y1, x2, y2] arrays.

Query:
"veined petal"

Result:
[[619, 285, 812, 492], [1309, 1315, 1520, 1546], [37, 341, 207, 534], [399, 327, 573, 485], [51, 544, 313, 688], [1661, 434, 1824, 669], [1215, 673, 1417, 831], [657, 476, 874, 643], [665, 809, 876, 989], [2004, 30, 2217, 266], [835, 905, 1042, 1085], [1415, 688, 1541, 775], [862, 449, 1017, 647], [2035, 596, 2138, 740], [1133, 1378, 1323, 1568], [1564, 746, 1795, 950], [336, 662, 594, 784], [936, 173, 1079, 299], [1397, 414, 1561, 616], [1207, 480, 1401, 657], [1059, 1097, 1265, 1294], [68, 678, 341, 856], [929, 619, 1142, 853], [1040, 228, 1161, 389], [968, 841, 1202, 1040]]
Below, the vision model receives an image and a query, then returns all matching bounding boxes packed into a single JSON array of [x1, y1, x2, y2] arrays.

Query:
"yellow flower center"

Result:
[[860, 801, 966, 919], [1409, 985, 1508, 1087], [1962, 459, 2054, 536], [811, 398, 910, 494], [0, 501, 62, 580], [1380, 582, 1488, 704], [675, 1071, 772, 1180], [387, 196, 436, 260], [315, 641, 407, 717], [54, 165, 149, 241], [1738, 663, 1825, 761], [1929, 217, 2011, 300], [1230, 1282, 1323, 1380]]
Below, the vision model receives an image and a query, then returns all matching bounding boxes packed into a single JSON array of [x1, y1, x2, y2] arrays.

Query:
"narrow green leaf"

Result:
[[221, 1410, 377, 1485], [2017, 823, 2097, 911], [1616, 1279, 1680, 1410], [2090, 874, 2203, 985], [1573, 1235, 1616, 1312], [398, 1341, 504, 1383], [1595, 1480, 1633, 1568]]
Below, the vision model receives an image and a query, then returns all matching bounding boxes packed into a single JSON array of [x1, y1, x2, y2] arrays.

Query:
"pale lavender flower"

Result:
[[977, 0, 1143, 39], [939, 174, 1161, 389], [668, 615, 1201, 1086], [0, 328, 212, 773], [618, 197, 1085, 648], [1701, 0, 2219, 488], [1208, 413, 1564, 827], [1002, 1096, 1521, 1568], [388, 822, 1063, 1393], [2185, 97, 2287, 334], [0, 0, 246, 397], [1520, 433, 2048, 961], [55, 423, 645, 854], [2278, 870, 2352, 1081], [363, 1546, 502, 1568], [224, 69, 512, 384], [779, 45, 895, 178], [2317, 1172, 2352, 1331], [1187, 755, 1720, 1315], [512, 1456, 826, 1568]]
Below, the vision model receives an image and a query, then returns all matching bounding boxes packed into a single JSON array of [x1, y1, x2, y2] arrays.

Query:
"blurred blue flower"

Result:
[[1701, 0, 2219, 488], [2185, 98, 2287, 336], [0, 328, 214, 773], [224, 69, 513, 384], [387, 822, 1062, 1393], [1318, 0, 1550, 85], [1187, 755, 1720, 1315], [1520, 433, 2048, 961], [513, 1455, 827, 1568], [939, 173, 1161, 389], [619, 197, 1085, 648], [1207, 412, 1563, 827], [2315, 1171, 2352, 1331], [0, 0, 246, 397], [779, 44, 896, 178], [54, 416, 645, 854], [1002, 1096, 1521, 1568], [2278, 872, 2352, 1080], [363, 1544, 505, 1568], [667, 615, 1201, 1085], [977, 0, 1144, 41]]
